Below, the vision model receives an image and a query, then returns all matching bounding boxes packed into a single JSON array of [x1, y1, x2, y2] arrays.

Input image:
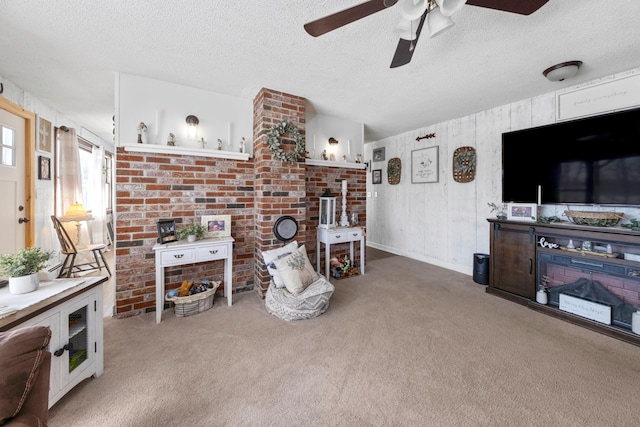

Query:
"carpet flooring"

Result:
[[48, 252, 640, 426]]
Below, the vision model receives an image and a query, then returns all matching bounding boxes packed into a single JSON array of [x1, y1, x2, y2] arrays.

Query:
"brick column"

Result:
[[253, 88, 307, 297]]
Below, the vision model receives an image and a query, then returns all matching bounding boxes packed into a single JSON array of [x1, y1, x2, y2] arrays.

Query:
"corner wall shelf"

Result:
[[121, 144, 251, 161], [305, 159, 366, 170]]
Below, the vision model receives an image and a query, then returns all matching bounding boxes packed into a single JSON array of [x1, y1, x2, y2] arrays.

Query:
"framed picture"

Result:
[[411, 146, 439, 183], [372, 169, 382, 184], [507, 203, 538, 222], [202, 215, 231, 238], [38, 156, 51, 180], [37, 115, 53, 153], [372, 147, 385, 162], [157, 219, 178, 244]]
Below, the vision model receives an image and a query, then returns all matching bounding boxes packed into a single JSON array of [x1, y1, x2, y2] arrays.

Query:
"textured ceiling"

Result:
[[1, 0, 640, 143]]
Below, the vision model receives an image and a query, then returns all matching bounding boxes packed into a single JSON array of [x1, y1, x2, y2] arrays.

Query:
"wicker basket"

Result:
[[165, 281, 220, 317], [564, 210, 624, 227]]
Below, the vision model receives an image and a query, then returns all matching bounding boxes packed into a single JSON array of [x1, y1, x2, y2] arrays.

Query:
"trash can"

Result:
[[473, 253, 490, 285]]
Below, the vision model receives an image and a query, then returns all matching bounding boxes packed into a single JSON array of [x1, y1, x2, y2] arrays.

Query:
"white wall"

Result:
[[306, 112, 364, 162], [116, 73, 253, 153], [366, 68, 640, 276], [1, 76, 113, 254]]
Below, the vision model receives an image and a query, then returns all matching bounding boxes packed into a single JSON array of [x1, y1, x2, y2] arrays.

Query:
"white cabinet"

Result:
[[0, 278, 105, 408]]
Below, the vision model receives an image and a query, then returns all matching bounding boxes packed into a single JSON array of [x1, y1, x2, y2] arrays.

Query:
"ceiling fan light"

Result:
[[395, 18, 420, 40], [543, 61, 583, 81], [399, 0, 428, 20], [435, 0, 467, 16], [427, 7, 455, 38]]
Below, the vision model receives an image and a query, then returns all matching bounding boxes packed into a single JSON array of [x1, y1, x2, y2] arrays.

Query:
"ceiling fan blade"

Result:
[[304, 0, 394, 37], [466, 0, 549, 15], [390, 11, 427, 69]]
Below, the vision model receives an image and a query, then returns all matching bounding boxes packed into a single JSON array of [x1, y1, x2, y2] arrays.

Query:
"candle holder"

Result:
[[340, 188, 349, 227]]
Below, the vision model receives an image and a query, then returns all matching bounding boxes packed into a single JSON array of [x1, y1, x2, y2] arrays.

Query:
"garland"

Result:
[[266, 121, 305, 163]]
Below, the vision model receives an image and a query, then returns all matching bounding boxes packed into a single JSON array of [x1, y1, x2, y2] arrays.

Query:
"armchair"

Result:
[[0, 326, 52, 427]]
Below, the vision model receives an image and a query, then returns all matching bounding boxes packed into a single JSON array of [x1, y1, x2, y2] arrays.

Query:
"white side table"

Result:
[[153, 236, 234, 324], [316, 227, 365, 280]]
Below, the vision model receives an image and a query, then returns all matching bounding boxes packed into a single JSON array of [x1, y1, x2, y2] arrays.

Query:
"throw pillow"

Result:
[[273, 244, 320, 295], [0, 326, 51, 424], [262, 241, 298, 289]]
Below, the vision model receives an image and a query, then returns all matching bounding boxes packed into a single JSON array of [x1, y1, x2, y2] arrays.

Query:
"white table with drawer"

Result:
[[153, 236, 234, 323], [317, 226, 365, 280]]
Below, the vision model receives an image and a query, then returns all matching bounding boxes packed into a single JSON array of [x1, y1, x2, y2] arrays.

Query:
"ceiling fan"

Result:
[[304, 0, 549, 68]]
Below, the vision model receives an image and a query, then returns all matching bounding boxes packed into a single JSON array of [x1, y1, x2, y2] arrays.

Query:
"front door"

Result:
[[0, 107, 27, 254]]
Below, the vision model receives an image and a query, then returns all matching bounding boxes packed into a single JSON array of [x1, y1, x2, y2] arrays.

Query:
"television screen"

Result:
[[502, 107, 640, 206]]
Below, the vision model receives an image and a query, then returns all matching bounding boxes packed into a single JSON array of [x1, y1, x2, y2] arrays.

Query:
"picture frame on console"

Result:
[[202, 215, 231, 238], [157, 219, 178, 244], [507, 203, 537, 222]]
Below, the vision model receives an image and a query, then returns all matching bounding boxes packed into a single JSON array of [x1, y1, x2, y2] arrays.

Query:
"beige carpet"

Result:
[[49, 253, 640, 426]]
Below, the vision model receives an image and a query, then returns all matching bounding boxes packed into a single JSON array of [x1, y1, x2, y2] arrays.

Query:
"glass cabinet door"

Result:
[[68, 304, 88, 373]]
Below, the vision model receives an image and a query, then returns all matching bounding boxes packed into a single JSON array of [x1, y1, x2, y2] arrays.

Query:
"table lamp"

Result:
[[60, 202, 94, 245]]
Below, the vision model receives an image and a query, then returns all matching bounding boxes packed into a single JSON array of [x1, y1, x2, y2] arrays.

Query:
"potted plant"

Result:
[[0, 247, 53, 294], [177, 220, 207, 242], [487, 202, 507, 220]]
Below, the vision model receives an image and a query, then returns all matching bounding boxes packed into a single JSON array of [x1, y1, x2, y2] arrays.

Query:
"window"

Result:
[[0, 125, 16, 166]]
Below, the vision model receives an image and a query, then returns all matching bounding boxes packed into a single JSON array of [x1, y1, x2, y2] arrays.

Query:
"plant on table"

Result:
[[0, 247, 53, 278], [177, 220, 207, 241]]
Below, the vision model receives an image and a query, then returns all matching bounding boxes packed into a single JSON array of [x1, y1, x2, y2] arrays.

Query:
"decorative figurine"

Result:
[[167, 133, 176, 146], [217, 139, 223, 150], [355, 154, 362, 163], [200, 137, 206, 149], [240, 137, 246, 153], [322, 149, 328, 160], [137, 122, 147, 144]]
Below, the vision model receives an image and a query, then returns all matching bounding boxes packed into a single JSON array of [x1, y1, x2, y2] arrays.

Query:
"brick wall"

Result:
[[305, 165, 367, 271], [113, 87, 366, 317], [114, 150, 255, 317], [253, 88, 307, 297]]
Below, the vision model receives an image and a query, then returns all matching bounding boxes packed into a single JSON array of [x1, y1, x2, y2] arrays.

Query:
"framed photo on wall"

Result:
[[372, 147, 385, 162], [507, 203, 537, 222], [38, 156, 51, 180], [372, 169, 382, 185], [36, 115, 53, 153], [411, 146, 439, 183], [157, 219, 178, 244], [202, 215, 231, 238]]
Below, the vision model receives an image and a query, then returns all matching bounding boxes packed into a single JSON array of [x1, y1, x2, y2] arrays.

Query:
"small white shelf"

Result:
[[305, 159, 366, 170], [122, 144, 251, 161]]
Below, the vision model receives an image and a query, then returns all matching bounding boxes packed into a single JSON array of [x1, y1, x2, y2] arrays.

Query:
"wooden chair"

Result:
[[51, 215, 112, 278]]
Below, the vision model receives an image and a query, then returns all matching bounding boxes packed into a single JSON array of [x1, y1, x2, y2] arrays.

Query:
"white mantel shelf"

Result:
[[122, 144, 251, 161], [305, 159, 367, 170]]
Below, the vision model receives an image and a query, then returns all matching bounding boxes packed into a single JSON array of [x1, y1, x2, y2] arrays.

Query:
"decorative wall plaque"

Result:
[[452, 146, 477, 183], [387, 157, 401, 185]]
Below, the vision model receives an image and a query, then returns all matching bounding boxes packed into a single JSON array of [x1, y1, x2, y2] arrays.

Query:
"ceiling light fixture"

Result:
[[396, 0, 466, 41], [543, 61, 583, 82]]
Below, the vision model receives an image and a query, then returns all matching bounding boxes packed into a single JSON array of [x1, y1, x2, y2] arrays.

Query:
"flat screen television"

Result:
[[502, 107, 640, 206]]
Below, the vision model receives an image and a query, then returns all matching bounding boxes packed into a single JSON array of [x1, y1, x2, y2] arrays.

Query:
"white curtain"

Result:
[[56, 128, 84, 215], [86, 144, 105, 245], [56, 129, 107, 247]]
